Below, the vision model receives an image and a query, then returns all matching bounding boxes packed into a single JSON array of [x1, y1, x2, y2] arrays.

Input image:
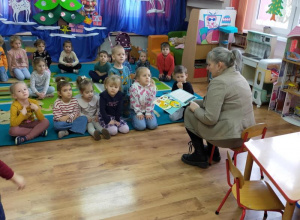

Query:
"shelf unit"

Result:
[[268, 26, 300, 126]]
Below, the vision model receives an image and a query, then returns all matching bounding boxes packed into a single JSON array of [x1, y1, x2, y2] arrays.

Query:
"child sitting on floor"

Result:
[[58, 40, 81, 74], [109, 45, 132, 117], [99, 75, 129, 136], [157, 42, 174, 82], [76, 76, 110, 140], [135, 51, 150, 70], [9, 82, 49, 145], [7, 36, 30, 81], [29, 58, 55, 99], [53, 77, 87, 139], [88, 50, 111, 83], [33, 39, 52, 71], [130, 67, 157, 131], [0, 35, 8, 82], [169, 65, 194, 121]]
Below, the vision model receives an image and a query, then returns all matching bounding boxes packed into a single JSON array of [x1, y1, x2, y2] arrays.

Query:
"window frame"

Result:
[[249, 0, 300, 37]]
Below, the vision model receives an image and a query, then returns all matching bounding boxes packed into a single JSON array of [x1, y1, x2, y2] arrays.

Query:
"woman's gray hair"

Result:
[[207, 47, 243, 72]]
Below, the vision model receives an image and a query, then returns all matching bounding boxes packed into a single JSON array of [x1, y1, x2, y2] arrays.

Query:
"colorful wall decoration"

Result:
[[0, 0, 186, 62], [197, 9, 236, 45]]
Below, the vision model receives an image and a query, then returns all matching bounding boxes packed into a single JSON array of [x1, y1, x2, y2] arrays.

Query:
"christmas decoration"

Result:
[[266, 0, 283, 21], [92, 15, 102, 26], [83, 16, 92, 25], [9, 0, 31, 23], [33, 0, 84, 25], [69, 23, 84, 33], [60, 25, 71, 34], [81, 0, 97, 16]]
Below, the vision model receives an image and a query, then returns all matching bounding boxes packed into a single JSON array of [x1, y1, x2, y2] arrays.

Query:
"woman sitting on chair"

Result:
[[182, 47, 255, 169]]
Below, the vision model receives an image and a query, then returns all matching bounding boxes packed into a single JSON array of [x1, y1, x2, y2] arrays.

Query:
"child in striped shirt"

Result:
[[53, 77, 87, 138]]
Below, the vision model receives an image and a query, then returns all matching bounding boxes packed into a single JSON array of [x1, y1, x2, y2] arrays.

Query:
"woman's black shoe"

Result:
[[181, 153, 208, 169]]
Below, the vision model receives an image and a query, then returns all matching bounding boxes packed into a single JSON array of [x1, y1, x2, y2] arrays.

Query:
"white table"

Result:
[[244, 132, 300, 220]]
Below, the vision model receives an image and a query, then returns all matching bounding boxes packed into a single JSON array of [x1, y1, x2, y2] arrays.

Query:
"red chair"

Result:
[[209, 123, 267, 179], [215, 151, 284, 219]]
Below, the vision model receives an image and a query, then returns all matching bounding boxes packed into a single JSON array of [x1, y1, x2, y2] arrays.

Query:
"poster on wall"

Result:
[[197, 9, 236, 45]]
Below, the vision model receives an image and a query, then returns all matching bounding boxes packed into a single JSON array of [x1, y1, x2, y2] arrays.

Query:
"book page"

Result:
[[169, 89, 195, 104]]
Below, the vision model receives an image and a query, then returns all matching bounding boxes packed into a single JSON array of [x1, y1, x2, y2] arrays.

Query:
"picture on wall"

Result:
[[197, 9, 236, 45]]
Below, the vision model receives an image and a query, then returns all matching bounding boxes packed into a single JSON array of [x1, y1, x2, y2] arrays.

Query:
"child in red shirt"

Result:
[[157, 42, 174, 82]]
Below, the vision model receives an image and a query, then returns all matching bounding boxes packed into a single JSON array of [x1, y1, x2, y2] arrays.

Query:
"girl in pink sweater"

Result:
[[7, 36, 30, 81]]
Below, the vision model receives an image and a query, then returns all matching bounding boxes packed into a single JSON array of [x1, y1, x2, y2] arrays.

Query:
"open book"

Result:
[[154, 89, 197, 114]]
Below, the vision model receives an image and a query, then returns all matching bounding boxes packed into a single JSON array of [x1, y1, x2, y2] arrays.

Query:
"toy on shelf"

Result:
[[286, 51, 300, 62], [218, 26, 238, 49]]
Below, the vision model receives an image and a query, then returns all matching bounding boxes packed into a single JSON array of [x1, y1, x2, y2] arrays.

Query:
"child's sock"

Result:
[[40, 130, 48, 137], [15, 136, 27, 145], [58, 130, 69, 139], [93, 130, 101, 141], [101, 128, 111, 139]]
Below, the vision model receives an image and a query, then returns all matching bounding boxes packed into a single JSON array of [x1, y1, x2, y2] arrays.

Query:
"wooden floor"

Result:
[[1, 82, 300, 220]]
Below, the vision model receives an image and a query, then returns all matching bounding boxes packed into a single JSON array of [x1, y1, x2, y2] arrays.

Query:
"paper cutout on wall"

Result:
[[84, 16, 92, 24], [60, 25, 71, 34], [81, 0, 97, 16], [9, 0, 31, 23], [266, 0, 283, 21], [147, 0, 165, 14], [69, 23, 84, 33], [33, 0, 84, 25], [92, 15, 102, 26]]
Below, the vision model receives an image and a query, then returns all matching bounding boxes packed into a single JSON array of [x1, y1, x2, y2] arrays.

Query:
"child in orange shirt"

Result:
[[0, 35, 8, 82]]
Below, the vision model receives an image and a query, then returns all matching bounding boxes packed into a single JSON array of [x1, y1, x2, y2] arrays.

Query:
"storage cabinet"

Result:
[[268, 27, 300, 127]]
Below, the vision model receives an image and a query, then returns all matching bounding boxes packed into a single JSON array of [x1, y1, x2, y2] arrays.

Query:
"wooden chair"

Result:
[[209, 123, 267, 179], [215, 151, 284, 219]]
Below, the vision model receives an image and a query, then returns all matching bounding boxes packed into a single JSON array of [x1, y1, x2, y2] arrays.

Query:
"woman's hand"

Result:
[[114, 120, 120, 126], [189, 101, 200, 113]]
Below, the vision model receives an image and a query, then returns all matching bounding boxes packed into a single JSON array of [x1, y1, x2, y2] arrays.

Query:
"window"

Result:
[[250, 0, 300, 37]]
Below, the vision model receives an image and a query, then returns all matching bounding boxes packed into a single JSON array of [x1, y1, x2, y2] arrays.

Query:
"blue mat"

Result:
[[0, 63, 202, 146]]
